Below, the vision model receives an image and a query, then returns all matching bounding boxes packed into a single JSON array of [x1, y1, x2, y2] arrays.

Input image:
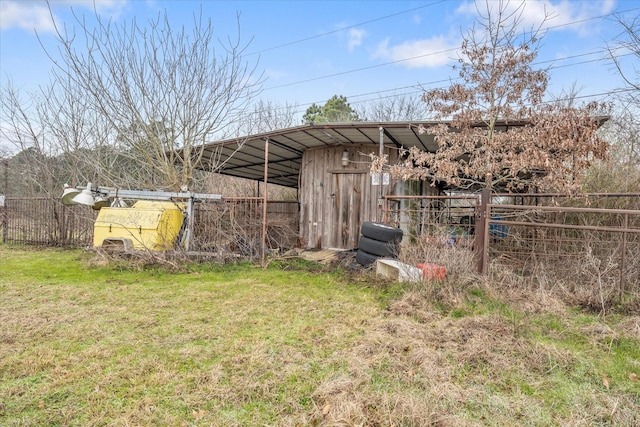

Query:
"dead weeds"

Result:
[[309, 275, 639, 426]]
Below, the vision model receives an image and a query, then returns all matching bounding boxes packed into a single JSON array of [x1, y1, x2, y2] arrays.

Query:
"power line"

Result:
[[263, 47, 458, 91], [258, 49, 637, 120], [261, 6, 640, 94], [265, 46, 633, 114], [277, 87, 636, 125], [241, 4, 640, 120], [263, 44, 626, 93], [245, 1, 447, 56]]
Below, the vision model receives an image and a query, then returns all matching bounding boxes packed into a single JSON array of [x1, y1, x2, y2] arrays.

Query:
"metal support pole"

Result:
[[2, 159, 8, 243], [184, 197, 195, 252], [378, 126, 384, 223], [261, 138, 269, 266], [619, 213, 628, 300], [2, 159, 7, 195]]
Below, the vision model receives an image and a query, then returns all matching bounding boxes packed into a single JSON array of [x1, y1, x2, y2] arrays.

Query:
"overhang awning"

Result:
[[194, 121, 445, 188], [191, 117, 608, 189]]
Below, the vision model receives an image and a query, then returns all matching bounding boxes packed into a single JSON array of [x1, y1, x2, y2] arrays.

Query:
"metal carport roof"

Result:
[[192, 116, 609, 189], [195, 121, 444, 189]]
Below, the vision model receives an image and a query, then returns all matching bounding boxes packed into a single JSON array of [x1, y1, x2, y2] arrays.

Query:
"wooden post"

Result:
[[477, 174, 493, 274], [261, 138, 269, 267], [476, 187, 491, 274]]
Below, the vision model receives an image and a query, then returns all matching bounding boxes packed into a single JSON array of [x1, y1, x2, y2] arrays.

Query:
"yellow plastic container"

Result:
[[93, 201, 185, 251]]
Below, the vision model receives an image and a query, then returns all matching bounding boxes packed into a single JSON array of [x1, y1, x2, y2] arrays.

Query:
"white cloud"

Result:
[[0, 1, 129, 33], [347, 28, 366, 52], [68, 0, 129, 16], [374, 36, 459, 69], [545, 0, 615, 35], [265, 67, 288, 81], [456, 0, 617, 36], [0, 1, 57, 33]]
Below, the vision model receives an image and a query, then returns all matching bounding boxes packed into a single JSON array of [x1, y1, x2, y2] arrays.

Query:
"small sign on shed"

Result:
[[371, 173, 390, 186]]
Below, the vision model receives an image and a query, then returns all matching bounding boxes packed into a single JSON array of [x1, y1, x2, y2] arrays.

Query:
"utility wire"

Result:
[[263, 47, 634, 116], [261, 6, 640, 93], [238, 4, 640, 120], [245, 0, 447, 56]]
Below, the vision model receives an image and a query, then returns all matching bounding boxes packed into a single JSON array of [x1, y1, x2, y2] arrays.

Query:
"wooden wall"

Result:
[[299, 144, 400, 250]]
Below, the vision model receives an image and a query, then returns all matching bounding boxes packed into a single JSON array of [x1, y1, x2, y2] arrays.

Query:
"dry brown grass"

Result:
[[309, 281, 639, 426], [307, 242, 640, 426]]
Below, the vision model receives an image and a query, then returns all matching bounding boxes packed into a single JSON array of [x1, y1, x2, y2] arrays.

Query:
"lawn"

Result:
[[1, 246, 638, 426]]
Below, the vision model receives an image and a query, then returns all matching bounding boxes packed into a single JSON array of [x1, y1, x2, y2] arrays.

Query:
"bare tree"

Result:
[[0, 82, 60, 197], [377, 1, 609, 193], [44, 5, 262, 191], [607, 13, 640, 168], [231, 99, 300, 136], [357, 92, 428, 121], [2, 78, 159, 197], [585, 104, 640, 194], [37, 76, 112, 187], [607, 105, 640, 168], [610, 15, 640, 96], [579, 12, 640, 195]]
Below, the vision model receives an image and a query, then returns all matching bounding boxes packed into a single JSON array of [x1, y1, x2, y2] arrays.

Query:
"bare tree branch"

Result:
[[40, 3, 263, 190]]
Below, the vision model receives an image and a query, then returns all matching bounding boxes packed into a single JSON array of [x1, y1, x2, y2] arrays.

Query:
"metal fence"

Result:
[[383, 194, 480, 245], [484, 201, 640, 297], [1, 197, 299, 256], [1, 198, 96, 247], [384, 192, 640, 295], [190, 198, 299, 254]]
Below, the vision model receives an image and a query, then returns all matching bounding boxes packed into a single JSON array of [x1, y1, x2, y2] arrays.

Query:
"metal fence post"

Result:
[[1, 200, 6, 244], [2, 159, 8, 243], [261, 138, 269, 267], [619, 213, 628, 300]]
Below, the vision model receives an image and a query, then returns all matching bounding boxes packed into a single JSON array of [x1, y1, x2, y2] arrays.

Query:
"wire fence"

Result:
[[190, 198, 299, 255], [383, 193, 640, 297], [486, 202, 640, 298]]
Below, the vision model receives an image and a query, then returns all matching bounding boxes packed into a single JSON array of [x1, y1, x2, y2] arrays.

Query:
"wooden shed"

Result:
[[194, 121, 448, 250], [299, 143, 402, 249]]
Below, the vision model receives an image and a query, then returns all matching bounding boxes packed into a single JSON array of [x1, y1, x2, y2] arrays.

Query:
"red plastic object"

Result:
[[416, 263, 447, 280]]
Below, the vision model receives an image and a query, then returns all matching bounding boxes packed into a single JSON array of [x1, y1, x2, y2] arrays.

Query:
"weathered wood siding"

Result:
[[299, 144, 399, 249]]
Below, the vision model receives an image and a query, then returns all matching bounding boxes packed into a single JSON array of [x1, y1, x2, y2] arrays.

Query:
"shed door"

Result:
[[329, 171, 366, 249]]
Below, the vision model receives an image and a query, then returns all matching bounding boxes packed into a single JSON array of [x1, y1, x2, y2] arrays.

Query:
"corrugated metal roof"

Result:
[[194, 117, 608, 189], [195, 121, 442, 188]]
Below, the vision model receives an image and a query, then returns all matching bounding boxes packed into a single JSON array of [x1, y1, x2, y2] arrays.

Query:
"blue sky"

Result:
[[0, 0, 639, 119]]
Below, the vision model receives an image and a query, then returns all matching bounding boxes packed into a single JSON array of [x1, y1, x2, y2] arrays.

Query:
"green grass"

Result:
[[1, 245, 639, 426]]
